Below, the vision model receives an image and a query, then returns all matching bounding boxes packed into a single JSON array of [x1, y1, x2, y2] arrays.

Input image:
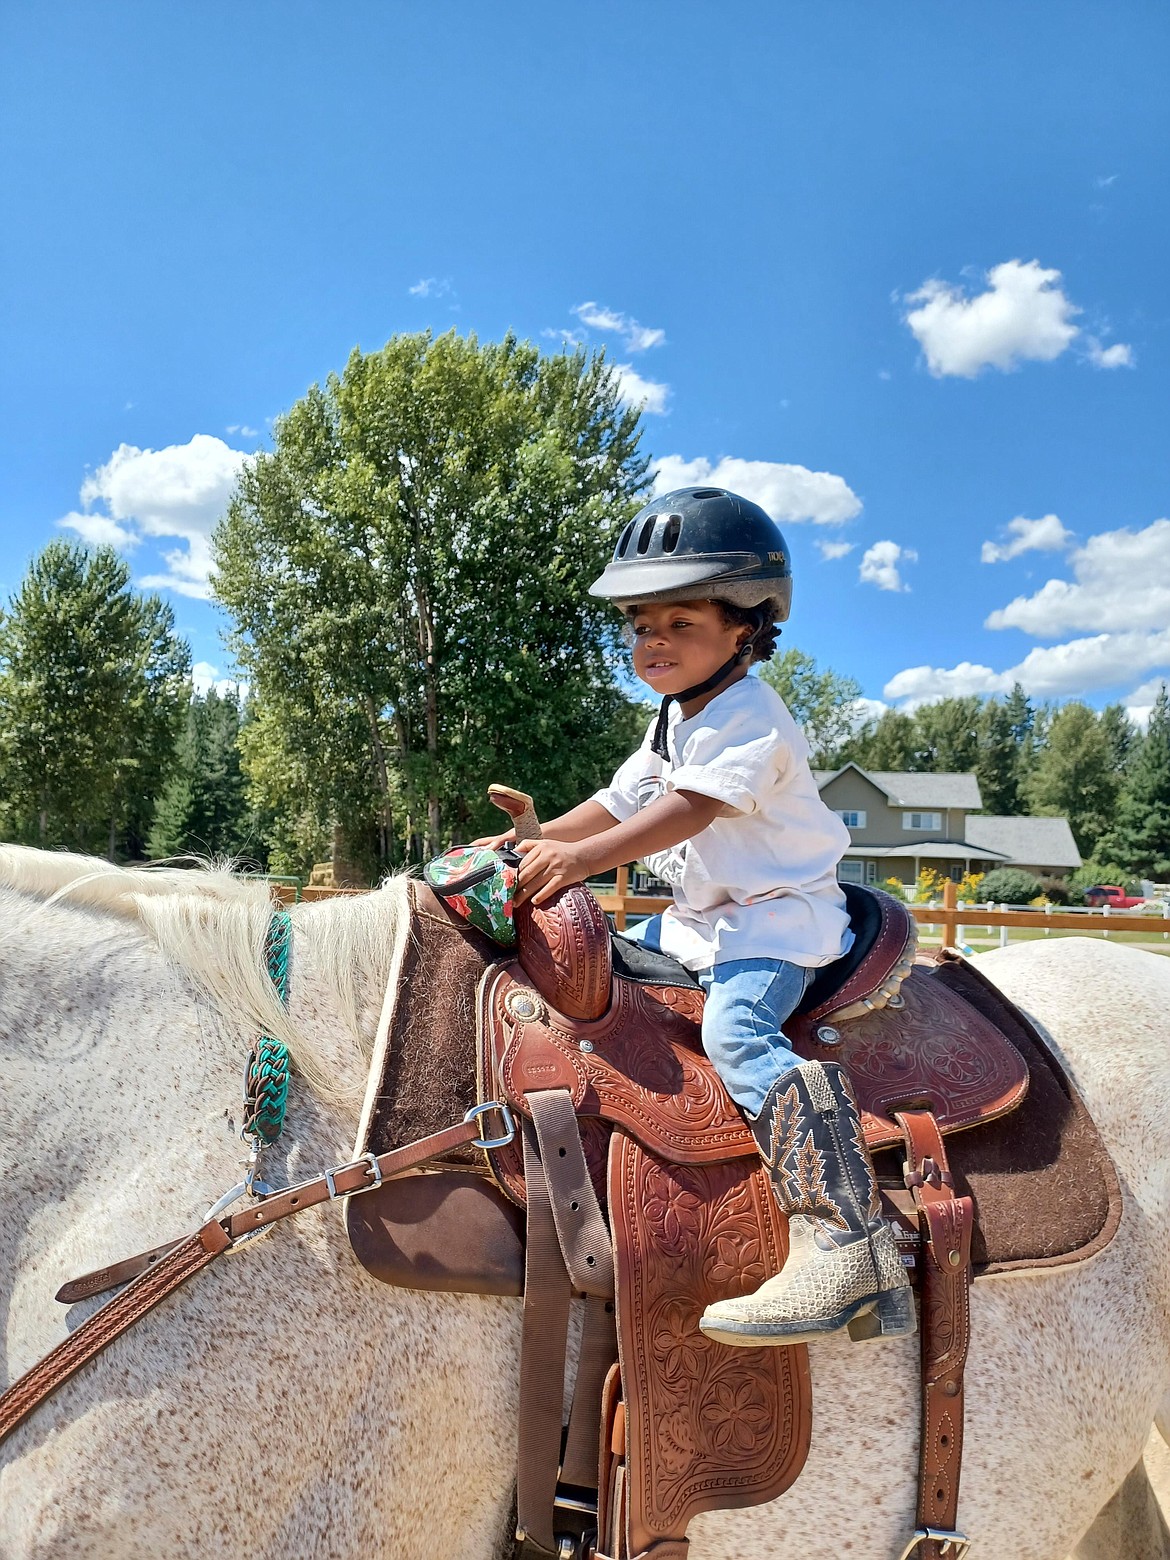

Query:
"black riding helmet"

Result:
[[589, 487, 794, 758], [588, 486, 793, 620]]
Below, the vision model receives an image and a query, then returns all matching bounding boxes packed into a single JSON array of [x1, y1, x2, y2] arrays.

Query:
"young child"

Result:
[[511, 486, 913, 1348]]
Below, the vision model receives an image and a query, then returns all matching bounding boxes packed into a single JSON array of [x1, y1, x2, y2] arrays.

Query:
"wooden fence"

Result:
[[269, 870, 1169, 946], [591, 869, 1170, 943]]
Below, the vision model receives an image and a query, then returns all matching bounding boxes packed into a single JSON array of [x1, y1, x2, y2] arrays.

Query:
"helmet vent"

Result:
[[635, 516, 657, 555], [661, 513, 682, 553], [692, 488, 724, 499], [616, 520, 636, 558]]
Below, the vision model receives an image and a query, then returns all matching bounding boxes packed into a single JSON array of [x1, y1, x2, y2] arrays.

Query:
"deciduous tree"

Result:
[[214, 330, 648, 872], [1023, 701, 1117, 858], [759, 648, 862, 766]]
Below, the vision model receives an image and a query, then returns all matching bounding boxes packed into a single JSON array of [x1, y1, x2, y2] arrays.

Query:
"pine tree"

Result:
[[1004, 682, 1034, 746], [149, 689, 256, 861], [0, 542, 189, 855], [1100, 684, 1170, 878], [1099, 703, 1138, 777], [975, 698, 1021, 813]]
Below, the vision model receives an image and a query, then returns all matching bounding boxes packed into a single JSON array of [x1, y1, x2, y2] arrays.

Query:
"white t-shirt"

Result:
[[592, 676, 853, 971]]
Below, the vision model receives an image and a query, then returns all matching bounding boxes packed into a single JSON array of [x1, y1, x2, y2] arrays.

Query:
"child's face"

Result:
[[630, 599, 750, 698]]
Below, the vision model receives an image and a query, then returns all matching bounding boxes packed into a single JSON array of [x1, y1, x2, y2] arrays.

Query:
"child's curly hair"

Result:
[[714, 600, 781, 663]]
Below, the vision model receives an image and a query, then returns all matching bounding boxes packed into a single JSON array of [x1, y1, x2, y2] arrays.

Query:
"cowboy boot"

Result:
[[699, 1059, 915, 1347]]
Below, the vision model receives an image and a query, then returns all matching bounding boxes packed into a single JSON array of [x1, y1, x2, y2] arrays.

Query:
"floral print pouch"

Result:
[[423, 844, 520, 946]]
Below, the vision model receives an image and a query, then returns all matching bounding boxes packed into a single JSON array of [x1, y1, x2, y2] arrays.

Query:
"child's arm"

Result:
[[515, 789, 723, 906]]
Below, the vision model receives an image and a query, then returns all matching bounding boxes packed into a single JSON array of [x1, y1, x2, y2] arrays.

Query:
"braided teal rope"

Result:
[[243, 909, 292, 1145]]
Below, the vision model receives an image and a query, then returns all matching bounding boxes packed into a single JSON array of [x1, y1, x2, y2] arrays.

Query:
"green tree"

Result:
[[0, 541, 189, 855], [1022, 701, 1117, 858], [759, 648, 862, 766], [1099, 702, 1138, 777], [1099, 684, 1170, 878], [214, 330, 648, 873], [1004, 682, 1034, 746], [149, 688, 258, 861], [975, 698, 1022, 814], [839, 708, 919, 771], [913, 697, 982, 772]]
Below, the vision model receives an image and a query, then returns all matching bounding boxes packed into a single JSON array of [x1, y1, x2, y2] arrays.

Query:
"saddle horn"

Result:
[[487, 785, 543, 841]]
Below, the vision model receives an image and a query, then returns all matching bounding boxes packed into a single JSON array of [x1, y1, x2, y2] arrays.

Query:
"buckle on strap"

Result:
[[324, 1152, 383, 1200], [465, 1099, 516, 1150], [896, 1529, 971, 1560]]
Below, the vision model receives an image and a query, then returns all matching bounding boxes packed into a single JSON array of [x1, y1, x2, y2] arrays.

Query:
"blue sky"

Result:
[[2, 2, 1166, 719]]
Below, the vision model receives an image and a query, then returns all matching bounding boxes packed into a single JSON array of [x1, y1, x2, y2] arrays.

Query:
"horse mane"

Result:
[[0, 845, 412, 1100]]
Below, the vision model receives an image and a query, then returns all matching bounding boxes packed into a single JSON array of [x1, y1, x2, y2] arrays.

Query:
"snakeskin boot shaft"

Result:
[[699, 1059, 915, 1347]]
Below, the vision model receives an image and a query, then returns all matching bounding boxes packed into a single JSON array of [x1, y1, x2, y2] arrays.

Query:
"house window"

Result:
[[835, 810, 866, 829], [903, 811, 942, 830], [838, 860, 864, 884], [865, 861, 878, 884]]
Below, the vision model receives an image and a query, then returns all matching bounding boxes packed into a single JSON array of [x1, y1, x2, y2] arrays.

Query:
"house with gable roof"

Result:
[[812, 764, 1081, 887]]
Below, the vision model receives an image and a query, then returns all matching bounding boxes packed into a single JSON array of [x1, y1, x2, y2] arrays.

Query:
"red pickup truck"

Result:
[[1083, 885, 1145, 909]]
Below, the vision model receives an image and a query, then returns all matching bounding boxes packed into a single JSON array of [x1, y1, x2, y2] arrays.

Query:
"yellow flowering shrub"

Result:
[[912, 867, 947, 904]]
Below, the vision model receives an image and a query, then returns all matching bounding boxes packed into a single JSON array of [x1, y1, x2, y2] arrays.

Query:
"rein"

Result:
[[0, 901, 517, 1449], [0, 1102, 516, 1448]]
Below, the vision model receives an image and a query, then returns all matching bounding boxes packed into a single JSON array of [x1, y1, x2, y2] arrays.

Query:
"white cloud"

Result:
[[816, 539, 855, 560], [1095, 174, 1119, 189], [1084, 337, 1134, 369], [1124, 678, 1168, 729], [885, 628, 1170, 706], [614, 364, 670, 415], [980, 513, 1072, 563], [985, 519, 1170, 635], [851, 696, 889, 726], [57, 511, 138, 549], [65, 434, 250, 599], [859, 540, 916, 592], [225, 423, 260, 437], [903, 259, 1080, 378], [408, 277, 451, 298], [574, 301, 665, 353], [651, 456, 861, 526], [192, 660, 248, 699]]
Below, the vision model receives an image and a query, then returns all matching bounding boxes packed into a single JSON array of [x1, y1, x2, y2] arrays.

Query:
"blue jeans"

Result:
[[622, 915, 813, 1117]]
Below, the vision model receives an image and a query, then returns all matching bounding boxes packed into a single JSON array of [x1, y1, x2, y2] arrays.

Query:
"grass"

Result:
[[917, 925, 1170, 956]]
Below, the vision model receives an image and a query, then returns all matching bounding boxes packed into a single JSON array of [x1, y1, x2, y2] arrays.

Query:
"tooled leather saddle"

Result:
[[348, 878, 1121, 1560]]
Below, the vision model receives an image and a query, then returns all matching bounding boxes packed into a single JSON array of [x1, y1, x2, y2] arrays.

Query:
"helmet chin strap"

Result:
[[650, 640, 756, 761]]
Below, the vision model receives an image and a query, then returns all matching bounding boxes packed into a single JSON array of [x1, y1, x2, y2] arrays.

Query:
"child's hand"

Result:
[[514, 838, 590, 907]]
